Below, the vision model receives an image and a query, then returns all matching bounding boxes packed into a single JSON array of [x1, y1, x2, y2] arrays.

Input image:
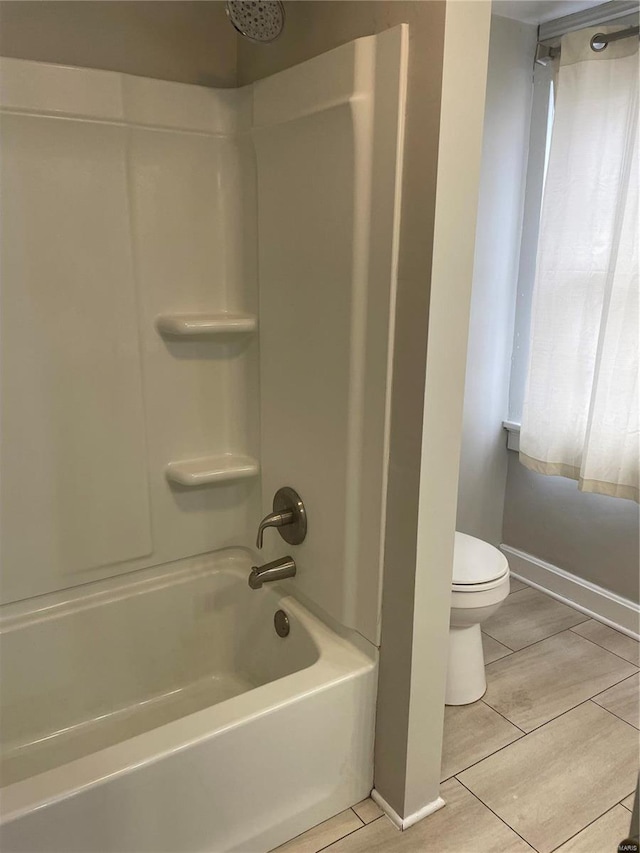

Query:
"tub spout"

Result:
[[249, 556, 296, 590]]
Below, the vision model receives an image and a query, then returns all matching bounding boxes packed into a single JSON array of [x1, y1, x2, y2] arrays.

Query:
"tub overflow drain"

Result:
[[274, 609, 290, 637]]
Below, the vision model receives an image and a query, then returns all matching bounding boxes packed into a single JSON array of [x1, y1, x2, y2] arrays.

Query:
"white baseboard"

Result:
[[371, 789, 446, 831], [501, 544, 640, 640]]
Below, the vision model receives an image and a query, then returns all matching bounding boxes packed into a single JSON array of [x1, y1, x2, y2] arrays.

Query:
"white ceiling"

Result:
[[492, 0, 607, 24]]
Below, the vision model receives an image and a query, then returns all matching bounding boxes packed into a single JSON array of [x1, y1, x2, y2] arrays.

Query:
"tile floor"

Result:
[[273, 581, 639, 853]]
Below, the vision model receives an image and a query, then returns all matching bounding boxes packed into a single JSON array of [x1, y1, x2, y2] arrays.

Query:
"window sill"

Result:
[[502, 420, 521, 452]]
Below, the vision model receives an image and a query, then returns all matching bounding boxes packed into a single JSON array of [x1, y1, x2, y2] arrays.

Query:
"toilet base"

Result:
[[445, 623, 486, 705]]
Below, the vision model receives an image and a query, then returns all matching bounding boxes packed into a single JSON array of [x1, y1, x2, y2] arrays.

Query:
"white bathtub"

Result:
[[0, 550, 377, 852]]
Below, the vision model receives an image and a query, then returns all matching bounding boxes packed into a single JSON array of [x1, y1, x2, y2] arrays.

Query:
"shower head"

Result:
[[225, 1, 285, 43]]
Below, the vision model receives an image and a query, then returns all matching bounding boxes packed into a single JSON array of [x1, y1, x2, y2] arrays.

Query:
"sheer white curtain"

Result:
[[520, 26, 639, 502]]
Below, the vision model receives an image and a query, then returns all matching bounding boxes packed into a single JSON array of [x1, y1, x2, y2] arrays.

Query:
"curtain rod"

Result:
[[536, 24, 639, 63], [538, 0, 639, 40]]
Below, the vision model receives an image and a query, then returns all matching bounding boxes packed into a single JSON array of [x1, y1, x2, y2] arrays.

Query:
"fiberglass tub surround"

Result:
[[0, 57, 262, 605], [0, 24, 408, 853]]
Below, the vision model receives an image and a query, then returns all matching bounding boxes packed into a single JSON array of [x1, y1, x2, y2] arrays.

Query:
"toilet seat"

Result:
[[452, 531, 508, 589], [451, 573, 508, 593]]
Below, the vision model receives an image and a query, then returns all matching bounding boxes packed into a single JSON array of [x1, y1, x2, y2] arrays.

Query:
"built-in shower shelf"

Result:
[[156, 313, 257, 337], [166, 454, 260, 487]]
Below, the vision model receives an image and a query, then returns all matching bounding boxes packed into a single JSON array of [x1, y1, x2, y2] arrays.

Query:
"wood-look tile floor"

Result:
[[273, 578, 639, 853]]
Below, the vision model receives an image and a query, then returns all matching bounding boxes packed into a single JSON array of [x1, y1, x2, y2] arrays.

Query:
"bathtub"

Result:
[[0, 550, 377, 852]]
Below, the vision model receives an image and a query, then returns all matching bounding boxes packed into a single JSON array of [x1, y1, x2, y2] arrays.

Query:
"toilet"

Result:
[[446, 531, 510, 705]]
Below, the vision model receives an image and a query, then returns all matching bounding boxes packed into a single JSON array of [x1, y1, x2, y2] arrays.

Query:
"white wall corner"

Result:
[[371, 789, 446, 831]]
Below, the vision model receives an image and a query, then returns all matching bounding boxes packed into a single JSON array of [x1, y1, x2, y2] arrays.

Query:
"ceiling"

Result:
[[492, 0, 608, 24]]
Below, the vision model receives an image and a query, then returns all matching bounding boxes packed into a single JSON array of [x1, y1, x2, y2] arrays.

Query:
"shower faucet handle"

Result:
[[256, 487, 307, 549], [256, 509, 294, 549]]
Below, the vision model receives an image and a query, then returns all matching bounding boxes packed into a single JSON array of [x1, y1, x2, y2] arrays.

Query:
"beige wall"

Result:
[[503, 455, 640, 602], [456, 14, 536, 547], [0, 1, 237, 86], [237, 0, 376, 84]]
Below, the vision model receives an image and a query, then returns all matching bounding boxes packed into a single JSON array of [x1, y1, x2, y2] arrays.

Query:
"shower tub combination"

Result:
[[0, 17, 408, 852], [0, 551, 377, 852]]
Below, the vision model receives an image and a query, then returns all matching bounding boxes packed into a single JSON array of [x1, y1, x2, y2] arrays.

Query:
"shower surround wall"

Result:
[[0, 59, 261, 605], [0, 28, 405, 629], [253, 30, 407, 643], [0, 28, 408, 851]]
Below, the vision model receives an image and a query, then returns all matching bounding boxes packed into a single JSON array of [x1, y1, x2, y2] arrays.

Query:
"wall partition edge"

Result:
[[409, 0, 490, 818], [374, 0, 492, 825]]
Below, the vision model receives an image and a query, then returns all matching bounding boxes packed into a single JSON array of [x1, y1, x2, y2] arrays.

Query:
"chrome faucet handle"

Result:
[[248, 556, 296, 590], [255, 487, 307, 549], [256, 510, 294, 549]]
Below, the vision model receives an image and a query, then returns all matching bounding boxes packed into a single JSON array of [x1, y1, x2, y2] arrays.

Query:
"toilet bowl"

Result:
[[446, 532, 510, 705]]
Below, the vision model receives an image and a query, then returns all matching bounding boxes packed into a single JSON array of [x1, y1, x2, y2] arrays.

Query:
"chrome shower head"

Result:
[[226, 1, 285, 43]]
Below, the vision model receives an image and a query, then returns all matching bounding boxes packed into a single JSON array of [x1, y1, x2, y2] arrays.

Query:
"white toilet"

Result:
[[446, 531, 510, 705]]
